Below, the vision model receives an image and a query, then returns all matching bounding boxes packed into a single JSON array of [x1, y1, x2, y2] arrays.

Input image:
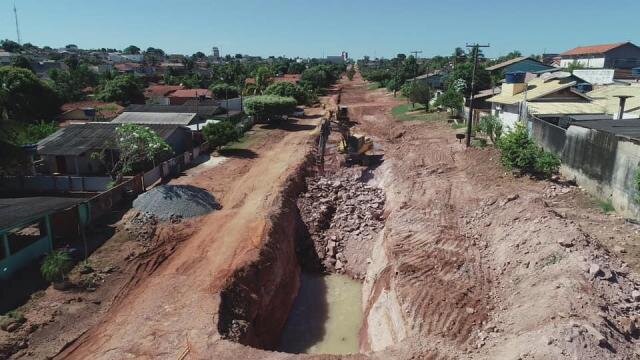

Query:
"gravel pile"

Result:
[[133, 185, 220, 220]]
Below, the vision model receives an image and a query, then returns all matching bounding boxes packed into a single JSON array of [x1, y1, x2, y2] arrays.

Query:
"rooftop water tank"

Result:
[[505, 72, 526, 84], [574, 83, 593, 93]]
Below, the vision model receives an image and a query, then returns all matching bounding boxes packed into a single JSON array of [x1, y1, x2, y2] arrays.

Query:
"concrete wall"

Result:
[[560, 57, 606, 69], [493, 103, 521, 132], [528, 117, 640, 219]]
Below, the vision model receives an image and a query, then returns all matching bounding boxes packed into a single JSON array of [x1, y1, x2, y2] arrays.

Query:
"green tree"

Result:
[[202, 121, 239, 149], [1, 39, 22, 53], [406, 81, 432, 112], [0, 66, 61, 122], [300, 65, 340, 90], [11, 55, 32, 72], [123, 45, 141, 54], [565, 60, 585, 72], [244, 95, 297, 123], [476, 115, 502, 144], [287, 62, 306, 74], [209, 83, 239, 99], [401, 55, 419, 80], [386, 76, 403, 97], [253, 66, 274, 94], [49, 64, 98, 102], [96, 75, 144, 105], [94, 124, 173, 182], [497, 122, 560, 177], [13, 121, 58, 145], [263, 82, 308, 105], [448, 62, 491, 94], [434, 87, 464, 115], [346, 67, 356, 81]]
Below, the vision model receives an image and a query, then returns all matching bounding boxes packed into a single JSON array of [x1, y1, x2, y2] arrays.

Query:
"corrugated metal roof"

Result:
[[37, 123, 181, 156], [0, 197, 86, 230], [487, 77, 577, 105], [111, 112, 197, 125], [588, 85, 640, 113], [124, 104, 222, 117], [527, 102, 606, 115], [485, 57, 529, 71], [572, 119, 640, 141]]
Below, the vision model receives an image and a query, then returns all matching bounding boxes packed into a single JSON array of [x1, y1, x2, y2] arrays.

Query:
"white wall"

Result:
[[493, 103, 521, 132], [560, 57, 605, 69]]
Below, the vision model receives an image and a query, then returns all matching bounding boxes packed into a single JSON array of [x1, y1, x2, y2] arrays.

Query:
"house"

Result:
[[273, 74, 302, 85], [114, 62, 141, 74], [108, 53, 144, 63], [168, 89, 213, 105], [0, 50, 16, 65], [144, 84, 184, 105], [37, 123, 191, 175], [407, 71, 448, 90], [111, 112, 199, 126], [32, 60, 65, 79], [326, 56, 345, 64], [0, 196, 85, 280], [587, 85, 640, 119], [487, 72, 597, 130], [559, 42, 640, 69], [486, 57, 555, 76], [124, 104, 223, 120], [59, 101, 124, 124]]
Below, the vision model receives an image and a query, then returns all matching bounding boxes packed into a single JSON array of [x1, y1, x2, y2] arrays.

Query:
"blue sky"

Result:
[[1, 0, 639, 59]]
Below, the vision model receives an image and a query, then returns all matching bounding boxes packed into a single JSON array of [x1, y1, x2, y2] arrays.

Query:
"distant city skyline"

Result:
[[1, 0, 639, 59]]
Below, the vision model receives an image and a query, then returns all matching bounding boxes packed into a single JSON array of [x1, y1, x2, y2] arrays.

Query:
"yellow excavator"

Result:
[[326, 105, 374, 166]]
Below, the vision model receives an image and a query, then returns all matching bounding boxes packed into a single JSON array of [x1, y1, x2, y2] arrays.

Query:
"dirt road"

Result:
[[56, 118, 320, 359]]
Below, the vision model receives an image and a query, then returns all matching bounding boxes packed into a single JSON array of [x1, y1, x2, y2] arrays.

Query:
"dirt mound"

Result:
[[132, 185, 219, 220]]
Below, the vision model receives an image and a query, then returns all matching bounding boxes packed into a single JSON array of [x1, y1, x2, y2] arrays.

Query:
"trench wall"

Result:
[[217, 154, 314, 350]]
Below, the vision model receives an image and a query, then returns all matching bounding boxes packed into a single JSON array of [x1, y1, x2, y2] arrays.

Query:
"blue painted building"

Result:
[[486, 56, 555, 76]]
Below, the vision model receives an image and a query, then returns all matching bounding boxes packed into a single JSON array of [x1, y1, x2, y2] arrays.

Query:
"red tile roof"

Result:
[[561, 42, 629, 56], [144, 84, 184, 98], [114, 62, 141, 72], [273, 74, 301, 84], [168, 89, 212, 98], [60, 101, 124, 120]]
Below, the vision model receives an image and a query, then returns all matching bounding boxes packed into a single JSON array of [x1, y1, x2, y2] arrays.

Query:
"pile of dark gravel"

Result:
[[133, 185, 220, 220]]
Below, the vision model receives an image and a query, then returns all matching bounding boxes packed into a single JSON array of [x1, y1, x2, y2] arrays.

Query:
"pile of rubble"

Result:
[[298, 175, 385, 276]]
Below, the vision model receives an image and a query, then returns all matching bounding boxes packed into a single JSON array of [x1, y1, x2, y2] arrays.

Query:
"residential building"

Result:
[[111, 112, 199, 126], [486, 57, 555, 76], [587, 85, 640, 119], [559, 42, 640, 69], [108, 52, 144, 63], [168, 89, 213, 105], [37, 123, 191, 175], [144, 84, 184, 105], [0, 197, 85, 280], [407, 71, 448, 90], [124, 104, 223, 120], [59, 101, 124, 124], [0, 50, 15, 65], [487, 72, 597, 130], [212, 47, 220, 61]]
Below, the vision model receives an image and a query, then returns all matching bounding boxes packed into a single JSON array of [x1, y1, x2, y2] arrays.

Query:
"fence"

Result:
[[141, 141, 210, 189], [528, 115, 567, 156]]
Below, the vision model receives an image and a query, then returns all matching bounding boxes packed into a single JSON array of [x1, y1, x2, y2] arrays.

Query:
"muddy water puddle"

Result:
[[278, 273, 363, 354]]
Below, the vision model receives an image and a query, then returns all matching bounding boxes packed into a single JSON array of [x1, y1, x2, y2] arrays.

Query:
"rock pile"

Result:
[[298, 175, 385, 276], [132, 185, 220, 221]]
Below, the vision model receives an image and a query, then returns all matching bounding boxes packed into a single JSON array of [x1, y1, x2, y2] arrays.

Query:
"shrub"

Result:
[[264, 82, 308, 105], [477, 115, 502, 144], [497, 123, 560, 177], [244, 95, 297, 123], [202, 121, 239, 149], [41, 250, 73, 283]]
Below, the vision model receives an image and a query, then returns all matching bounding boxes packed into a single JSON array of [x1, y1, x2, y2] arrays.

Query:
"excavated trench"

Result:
[[216, 156, 387, 355]]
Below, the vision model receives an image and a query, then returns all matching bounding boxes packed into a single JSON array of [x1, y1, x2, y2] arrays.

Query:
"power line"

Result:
[[410, 50, 423, 59], [465, 43, 490, 148]]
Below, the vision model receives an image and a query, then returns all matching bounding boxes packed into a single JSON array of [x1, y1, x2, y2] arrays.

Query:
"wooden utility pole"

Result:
[[465, 43, 490, 147], [410, 50, 423, 59]]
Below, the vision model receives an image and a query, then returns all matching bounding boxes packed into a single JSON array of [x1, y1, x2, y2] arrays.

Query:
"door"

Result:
[[55, 156, 67, 174]]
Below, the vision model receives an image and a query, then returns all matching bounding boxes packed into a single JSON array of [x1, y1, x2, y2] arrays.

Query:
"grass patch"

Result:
[[598, 199, 615, 214], [391, 103, 448, 122], [367, 82, 381, 90]]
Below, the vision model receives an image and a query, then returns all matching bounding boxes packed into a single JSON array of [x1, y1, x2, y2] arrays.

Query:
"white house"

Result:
[[559, 42, 640, 69]]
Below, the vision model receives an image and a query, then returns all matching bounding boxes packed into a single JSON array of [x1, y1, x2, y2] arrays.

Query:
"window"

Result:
[[6, 220, 47, 255]]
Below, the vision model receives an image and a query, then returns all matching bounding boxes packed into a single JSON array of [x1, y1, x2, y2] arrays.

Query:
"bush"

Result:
[[497, 123, 560, 177], [41, 250, 73, 283], [244, 95, 297, 123], [477, 115, 502, 144], [202, 121, 239, 149], [264, 82, 308, 105], [209, 84, 239, 99]]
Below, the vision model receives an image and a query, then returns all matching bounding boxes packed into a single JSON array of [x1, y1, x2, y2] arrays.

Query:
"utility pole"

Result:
[[465, 43, 490, 147], [13, 1, 22, 45], [410, 50, 422, 59]]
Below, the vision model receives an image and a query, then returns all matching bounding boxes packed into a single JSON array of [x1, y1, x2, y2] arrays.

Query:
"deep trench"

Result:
[[216, 157, 372, 355]]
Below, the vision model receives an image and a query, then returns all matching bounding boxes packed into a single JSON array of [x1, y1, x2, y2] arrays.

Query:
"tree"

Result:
[[11, 56, 32, 72], [346, 67, 356, 81], [300, 65, 340, 90], [192, 51, 206, 60], [448, 62, 491, 94], [253, 66, 273, 94], [49, 64, 98, 102], [263, 82, 308, 105], [202, 121, 239, 149], [144, 47, 165, 65], [13, 121, 58, 145], [434, 87, 464, 115], [96, 75, 144, 105], [94, 124, 173, 183], [401, 55, 419, 80], [406, 81, 432, 112], [453, 47, 466, 66], [244, 95, 297, 122], [497, 123, 560, 177], [209, 83, 239, 99], [123, 45, 141, 55], [1, 39, 22, 53], [386, 76, 403, 97], [476, 115, 502, 144], [287, 62, 306, 74], [0, 66, 61, 122], [566, 60, 585, 72], [396, 53, 407, 61]]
